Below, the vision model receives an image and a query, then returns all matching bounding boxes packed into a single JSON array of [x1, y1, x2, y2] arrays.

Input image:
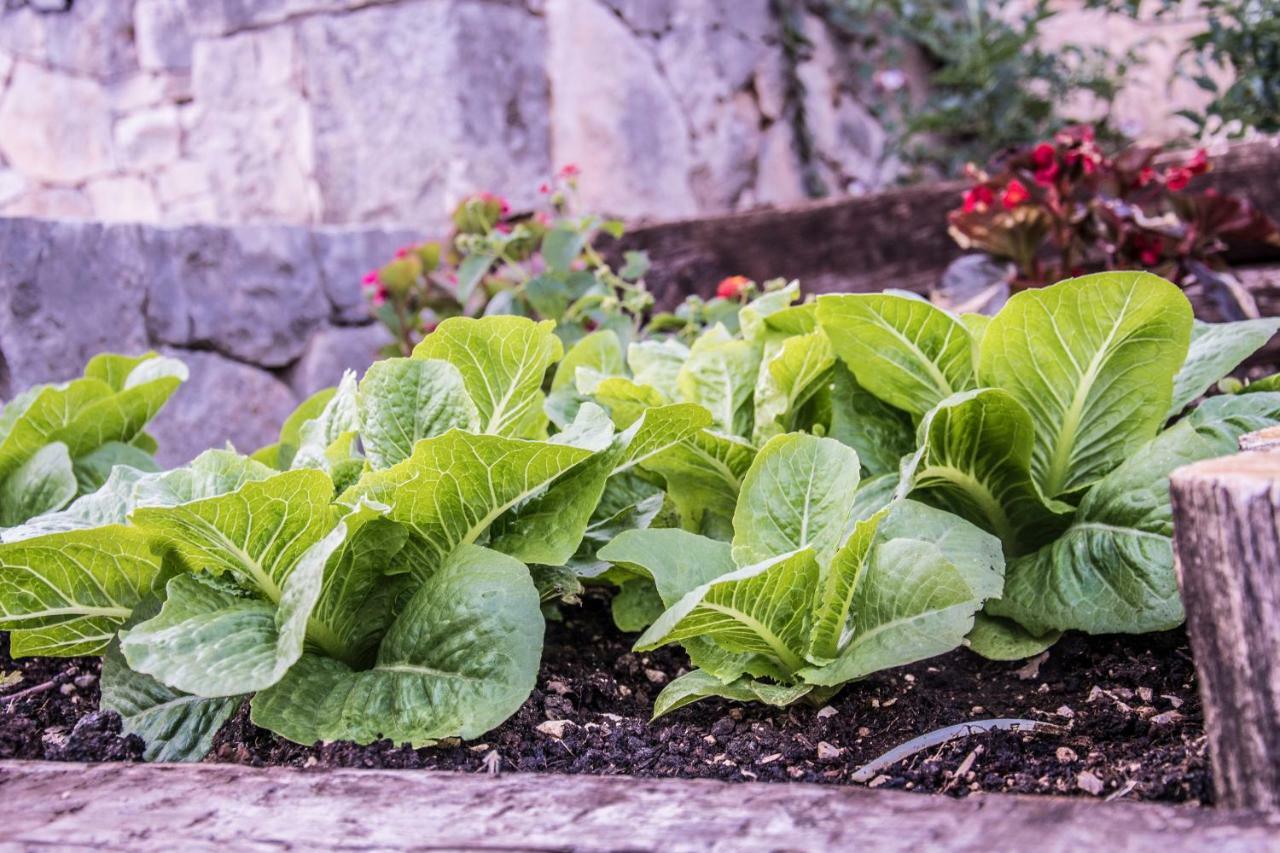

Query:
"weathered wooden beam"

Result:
[[1171, 444, 1280, 812], [1, 761, 1278, 851]]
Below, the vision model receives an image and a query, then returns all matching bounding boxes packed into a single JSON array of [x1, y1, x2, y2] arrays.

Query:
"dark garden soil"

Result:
[[0, 591, 1209, 805]]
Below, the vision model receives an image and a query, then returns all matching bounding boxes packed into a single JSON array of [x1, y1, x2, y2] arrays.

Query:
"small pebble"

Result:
[[817, 741, 843, 761], [643, 668, 667, 684], [535, 720, 571, 739], [1076, 771, 1105, 795], [74, 675, 97, 690], [1056, 746, 1079, 763], [816, 705, 838, 720], [1150, 710, 1184, 726]]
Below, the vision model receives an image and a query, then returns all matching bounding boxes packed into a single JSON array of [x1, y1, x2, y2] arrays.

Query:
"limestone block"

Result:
[[142, 224, 330, 367], [154, 161, 212, 207], [286, 323, 392, 398], [185, 0, 374, 38], [115, 107, 182, 170], [147, 348, 299, 467], [86, 176, 162, 223], [0, 186, 93, 220], [0, 1, 137, 78], [0, 168, 26, 208], [107, 73, 172, 113], [309, 225, 421, 324], [135, 0, 193, 72], [298, 1, 549, 226], [0, 62, 114, 184], [547, 0, 695, 219], [0, 219, 149, 395]]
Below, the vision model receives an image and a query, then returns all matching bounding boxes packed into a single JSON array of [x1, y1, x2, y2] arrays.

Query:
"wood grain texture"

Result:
[[2, 761, 1279, 851], [614, 141, 1280, 310], [1171, 446, 1280, 812]]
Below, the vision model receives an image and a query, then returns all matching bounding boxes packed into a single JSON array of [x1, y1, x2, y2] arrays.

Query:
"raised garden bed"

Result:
[[1, 598, 1207, 802]]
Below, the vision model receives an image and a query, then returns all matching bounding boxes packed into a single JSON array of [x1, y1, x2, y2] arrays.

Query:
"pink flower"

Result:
[[496, 222, 512, 234], [1185, 148, 1210, 175], [1164, 167, 1192, 191], [962, 185, 995, 213], [538, 182, 551, 194], [361, 271, 379, 287], [1001, 179, 1030, 210], [1136, 167, 1157, 188], [559, 164, 581, 178], [371, 283, 388, 306], [716, 275, 750, 299], [395, 246, 412, 259]]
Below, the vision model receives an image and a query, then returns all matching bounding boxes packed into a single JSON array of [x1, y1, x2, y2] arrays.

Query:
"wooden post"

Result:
[[1170, 441, 1280, 811]]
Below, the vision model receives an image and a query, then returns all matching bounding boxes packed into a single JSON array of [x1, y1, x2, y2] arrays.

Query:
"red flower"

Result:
[[1136, 167, 1157, 188], [962, 185, 995, 213], [1032, 143, 1056, 168], [559, 164, 581, 178], [1001, 179, 1030, 210], [371, 283, 388, 306], [1132, 234, 1163, 267], [1033, 160, 1059, 187], [1186, 148, 1210, 175], [1164, 167, 1192, 191], [716, 275, 751, 300]]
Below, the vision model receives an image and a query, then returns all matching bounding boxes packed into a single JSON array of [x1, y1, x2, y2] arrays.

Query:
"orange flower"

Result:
[[716, 275, 751, 299]]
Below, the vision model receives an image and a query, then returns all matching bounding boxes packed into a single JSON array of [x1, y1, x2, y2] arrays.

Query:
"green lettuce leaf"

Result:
[[1168, 318, 1280, 418], [412, 316, 562, 438], [978, 272, 1193, 498], [249, 544, 542, 746], [817, 292, 976, 417], [358, 358, 479, 469]]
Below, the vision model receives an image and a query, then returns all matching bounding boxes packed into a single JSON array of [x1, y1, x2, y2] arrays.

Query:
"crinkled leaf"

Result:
[[652, 669, 813, 718], [291, 371, 360, 472], [341, 430, 593, 582], [990, 392, 1280, 635], [826, 365, 915, 476], [628, 339, 689, 396], [636, 549, 820, 676], [978, 272, 1193, 498], [553, 330, 625, 391], [100, 599, 240, 762], [358, 358, 479, 469], [130, 469, 335, 597], [643, 430, 756, 535], [0, 442, 76, 526], [808, 510, 886, 662], [817, 292, 976, 417], [753, 330, 836, 444], [1169, 318, 1280, 418], [120, 517, 348, 697], [0, 525, 166, 656], [611, 579, 666, 632], [412, 316, 562, 438], [677, 325, 758, 434], [250, 544, 542, 746], [732, 434, 861, 567], [897, 389, 1071, 555]]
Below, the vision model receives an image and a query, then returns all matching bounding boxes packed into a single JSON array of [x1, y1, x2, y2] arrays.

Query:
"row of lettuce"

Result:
[[1, 271, 1278, 762]]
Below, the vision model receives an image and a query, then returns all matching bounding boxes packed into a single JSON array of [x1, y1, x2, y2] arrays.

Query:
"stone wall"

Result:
[[0, 215, 413, 466], [0, 0, 894, 229]]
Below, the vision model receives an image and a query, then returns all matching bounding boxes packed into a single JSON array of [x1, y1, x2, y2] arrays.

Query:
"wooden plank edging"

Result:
[[1172, 437, 1280, 812], [1, 761, 1277, 852]]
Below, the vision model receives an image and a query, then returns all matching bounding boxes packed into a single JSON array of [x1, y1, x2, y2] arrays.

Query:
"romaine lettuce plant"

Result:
[[816, 271, 1280, 656], [0, 352, 186, 529], [0, 316, 706, 758], [598, 432, 1004, 716]]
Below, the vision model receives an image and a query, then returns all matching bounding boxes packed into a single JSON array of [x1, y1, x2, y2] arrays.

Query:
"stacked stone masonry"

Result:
[[0, 0, 906, 228], [0, 216, 411, 465]]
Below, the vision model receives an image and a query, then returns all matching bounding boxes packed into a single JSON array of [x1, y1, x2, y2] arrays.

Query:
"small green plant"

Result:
[[828, 0, 1137, 177], [0, 352, 185, 533], [362, 167, 654, 356], [1088, 0, 1280, 136]]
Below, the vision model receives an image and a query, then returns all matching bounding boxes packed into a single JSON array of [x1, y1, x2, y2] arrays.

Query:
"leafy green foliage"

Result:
[[0, 352, 186, 529], [603, 433, 1005, 715], [817, 272, 1280, 646]]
